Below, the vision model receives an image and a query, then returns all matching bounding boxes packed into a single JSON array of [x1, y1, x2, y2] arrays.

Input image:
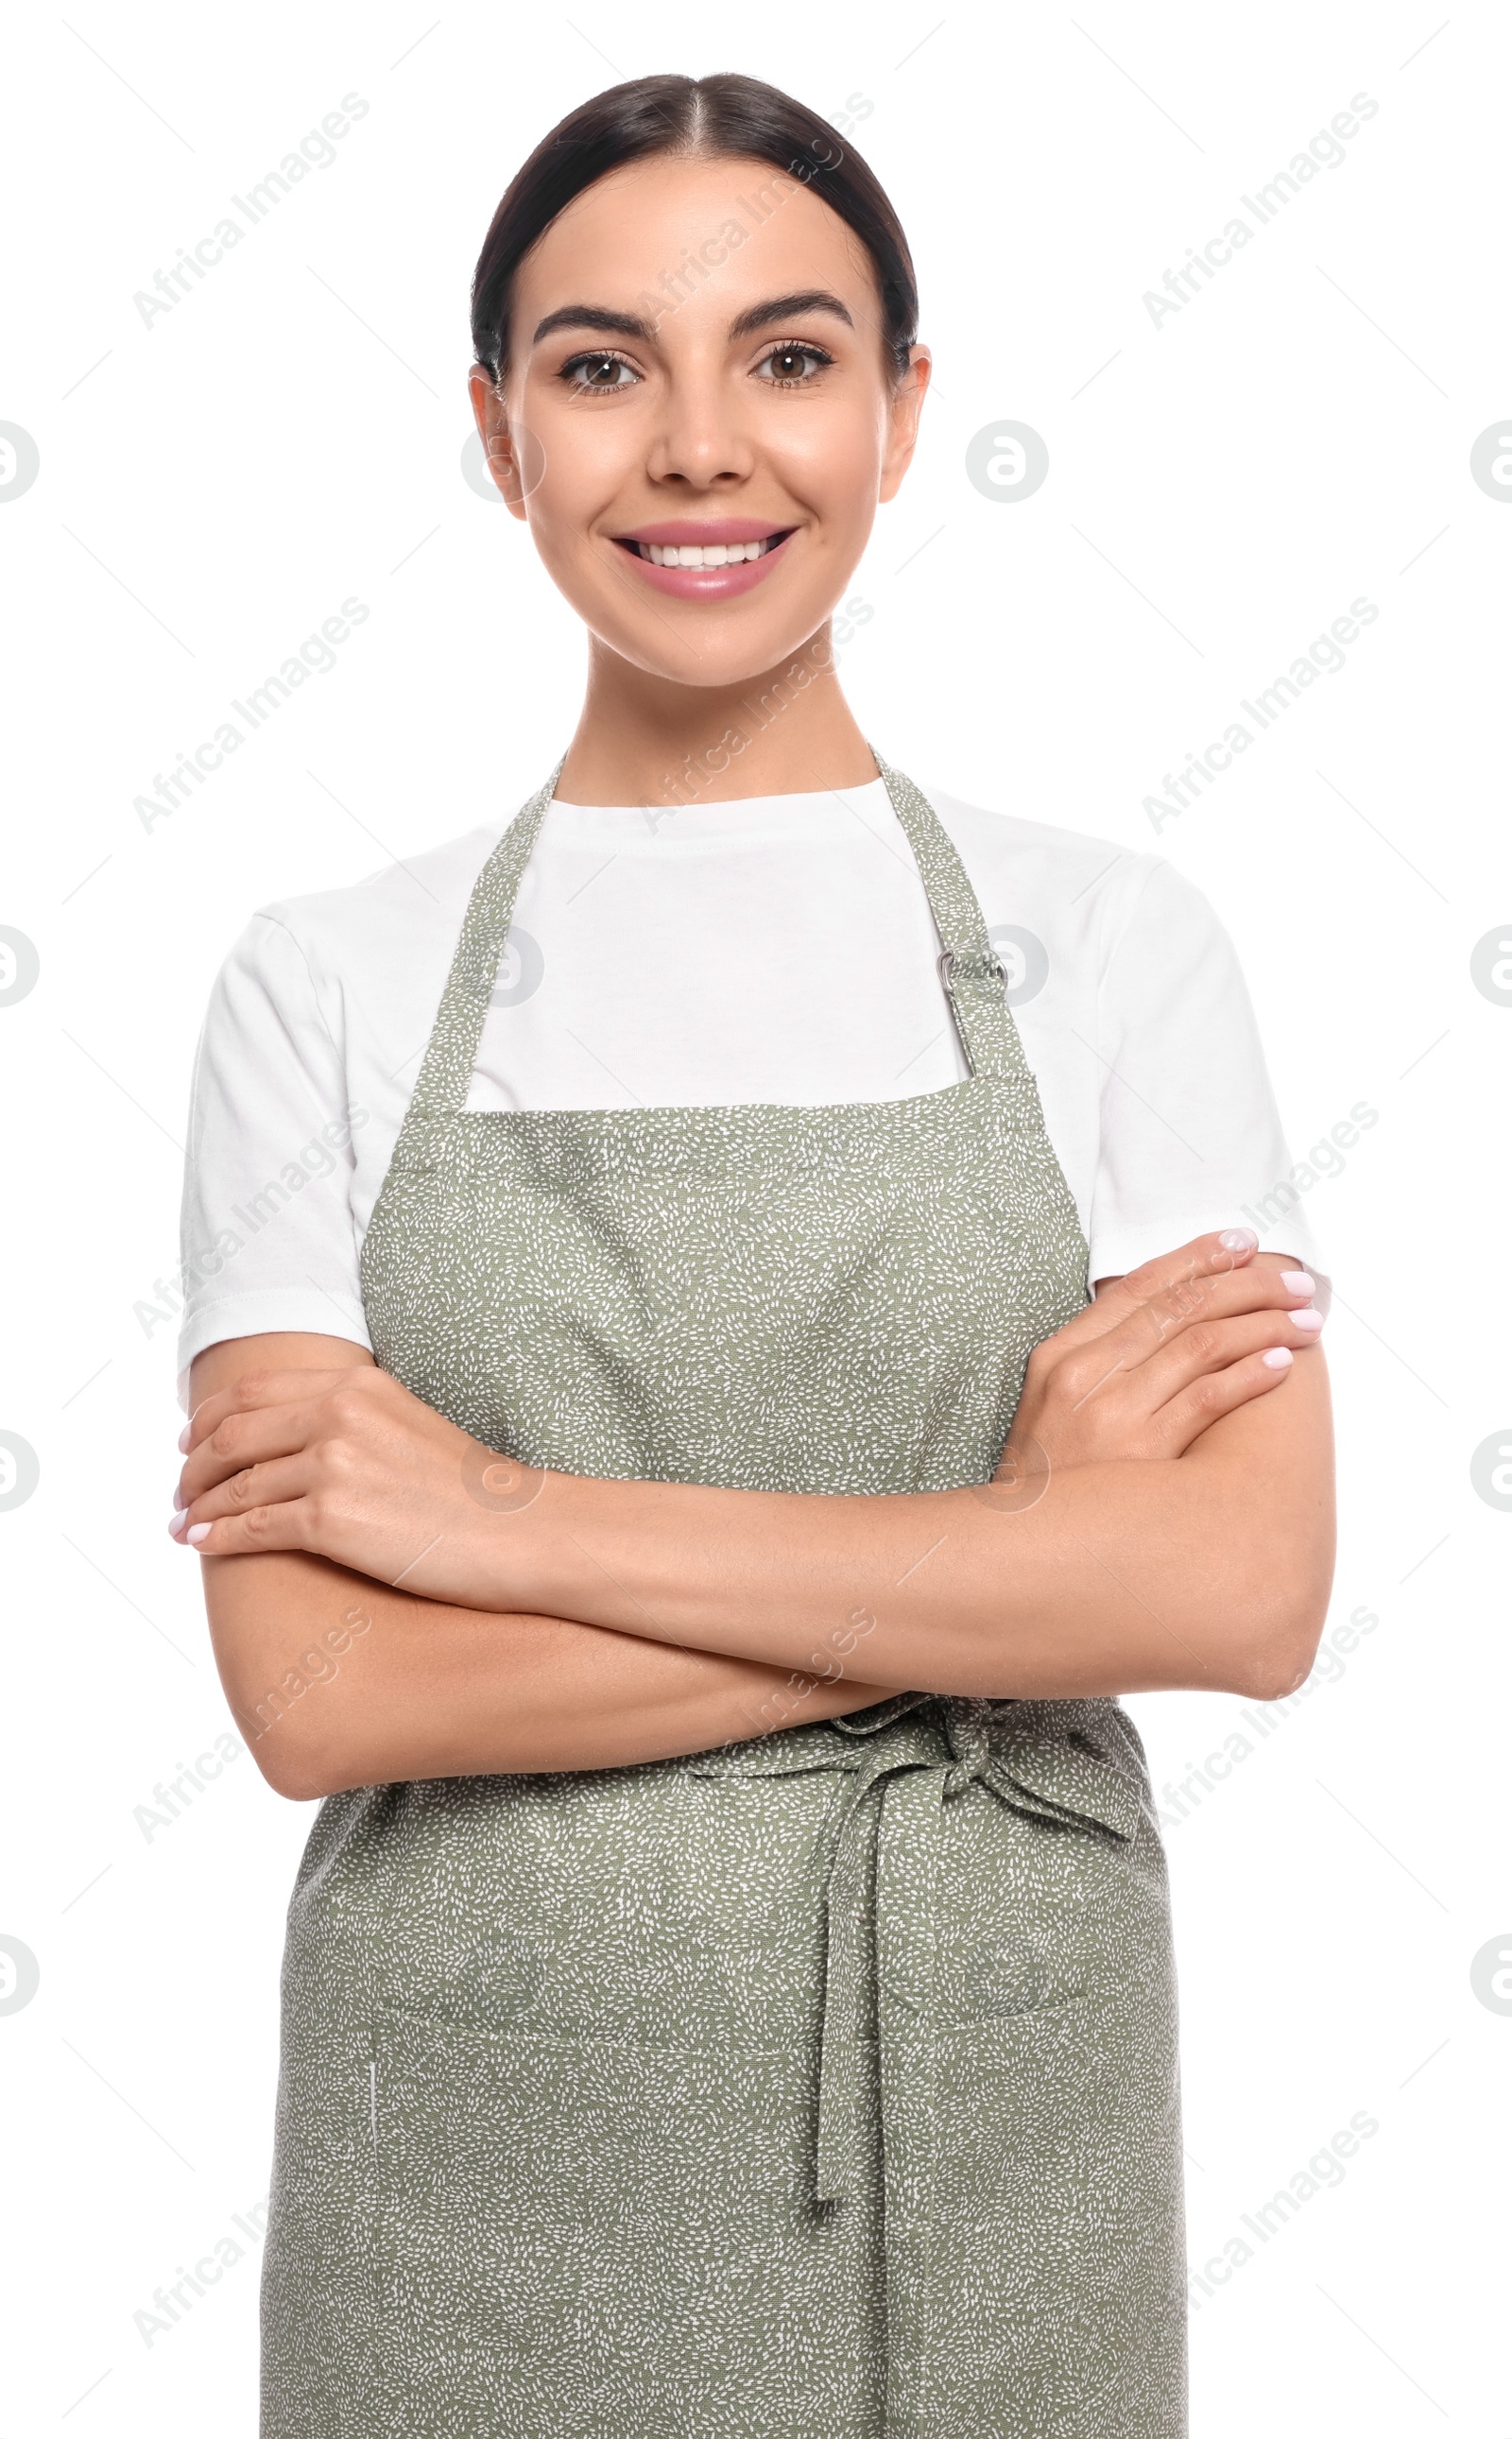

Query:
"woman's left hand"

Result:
[[170, 1361, 549, 1608]]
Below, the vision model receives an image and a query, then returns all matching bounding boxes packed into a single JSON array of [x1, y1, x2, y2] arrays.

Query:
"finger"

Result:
[[1125, 1307, 1326, 1409], [1096, 1228, 1260, 1314], [183, 1368, 361, 1453], [1128, 1263, 1319, 1348], [1150, 1345, 1301, 1455], [174, 1453, 313, 1538], [1048, 1274, 1321, 1409], [175, 1495, 308, 1557], [178, 1400, 327, 1503], [1057, 1229, 1263, 1351]]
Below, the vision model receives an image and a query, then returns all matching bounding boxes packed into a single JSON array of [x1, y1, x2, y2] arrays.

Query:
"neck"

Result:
[[555, 624, 880, 807]]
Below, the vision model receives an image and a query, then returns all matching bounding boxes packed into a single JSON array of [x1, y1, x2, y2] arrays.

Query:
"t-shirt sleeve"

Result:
[[1085, 860, 1325, 1285], [175, 912, 372, 1409]]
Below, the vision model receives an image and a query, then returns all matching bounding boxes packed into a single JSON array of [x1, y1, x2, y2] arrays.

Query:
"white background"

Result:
[[2, 1, 1507, 2429]]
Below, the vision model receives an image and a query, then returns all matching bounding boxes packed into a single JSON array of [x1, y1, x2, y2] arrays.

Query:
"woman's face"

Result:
[[470, 153, 929, 690]]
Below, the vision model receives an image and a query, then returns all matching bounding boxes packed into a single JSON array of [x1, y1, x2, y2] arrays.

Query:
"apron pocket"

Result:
[[948, 1929, 1087, 2018]]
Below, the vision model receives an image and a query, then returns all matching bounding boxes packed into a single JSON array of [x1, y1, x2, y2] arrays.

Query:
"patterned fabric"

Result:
[[259, 755, 1187, 2436]]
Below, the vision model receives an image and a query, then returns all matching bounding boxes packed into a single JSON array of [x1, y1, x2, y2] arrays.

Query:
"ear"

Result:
[[468, 363, 531, 522], [879, 345, 932, 505]]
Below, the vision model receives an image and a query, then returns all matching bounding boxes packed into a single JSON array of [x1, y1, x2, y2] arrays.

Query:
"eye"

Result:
[[558, 350, 641, 392], [754, 340, 834, 386]]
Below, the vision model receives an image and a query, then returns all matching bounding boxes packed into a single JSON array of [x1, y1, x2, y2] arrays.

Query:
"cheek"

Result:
[[523, 417, 624, 537], [772, 402, 885, 524], [520, 466, 627, 610]]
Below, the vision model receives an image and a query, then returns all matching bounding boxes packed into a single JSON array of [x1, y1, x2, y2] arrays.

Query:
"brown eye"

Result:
[[560, 352, 638, 391], [755, 342, 833, 386]]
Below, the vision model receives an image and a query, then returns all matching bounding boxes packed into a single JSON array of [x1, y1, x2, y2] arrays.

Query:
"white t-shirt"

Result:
[[175, 779, 1320, 1408]]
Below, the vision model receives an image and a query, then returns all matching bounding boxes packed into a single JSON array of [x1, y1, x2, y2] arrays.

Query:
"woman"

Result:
[[172, 72, 1333, 2438]]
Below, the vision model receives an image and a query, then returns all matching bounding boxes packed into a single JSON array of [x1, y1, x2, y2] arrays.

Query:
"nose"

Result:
[[644, 362, 757, 491]]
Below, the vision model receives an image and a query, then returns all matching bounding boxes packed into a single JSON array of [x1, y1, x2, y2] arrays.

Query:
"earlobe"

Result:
[[485, 435, 529, 520], [878, 348, 931, 505], [468, 364, 532, 523]]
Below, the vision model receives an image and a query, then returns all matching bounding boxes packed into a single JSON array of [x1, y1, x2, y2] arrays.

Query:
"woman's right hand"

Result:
[[1000, 1229, 1324, 1477]]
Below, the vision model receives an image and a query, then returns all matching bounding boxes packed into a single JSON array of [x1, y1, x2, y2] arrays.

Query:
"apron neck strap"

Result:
[[388, 752, 565, 1174], [868, 748, 1028, 1086], [388, 745, 1031, 1174]]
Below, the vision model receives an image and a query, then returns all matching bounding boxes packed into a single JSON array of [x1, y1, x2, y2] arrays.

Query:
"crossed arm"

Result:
[[177, 1235, 1334, 1799]]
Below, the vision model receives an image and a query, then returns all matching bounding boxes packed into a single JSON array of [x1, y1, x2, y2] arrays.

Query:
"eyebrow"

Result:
[[727, 290, 855, 340], [531, 303, 657, 346], [530, 290, 856, 348]]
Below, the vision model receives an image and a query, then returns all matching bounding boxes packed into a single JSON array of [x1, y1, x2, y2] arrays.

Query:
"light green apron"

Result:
[[260, 754, 1186, 2437]]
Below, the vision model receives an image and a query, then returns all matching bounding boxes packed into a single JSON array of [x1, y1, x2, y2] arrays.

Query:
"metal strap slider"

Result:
[[937, 947, 1008, 991]]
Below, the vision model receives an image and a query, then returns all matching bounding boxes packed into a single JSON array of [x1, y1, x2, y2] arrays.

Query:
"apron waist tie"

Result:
[[816, 1745, 947, 2206], [687, 1692, 1148, 2433]]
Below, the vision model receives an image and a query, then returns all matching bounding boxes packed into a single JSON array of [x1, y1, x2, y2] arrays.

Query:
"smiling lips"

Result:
[[612, 519, 797, 599]]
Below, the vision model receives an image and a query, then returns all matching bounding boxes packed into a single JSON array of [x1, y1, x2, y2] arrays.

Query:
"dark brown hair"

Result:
[[471, 74, 918, 383]]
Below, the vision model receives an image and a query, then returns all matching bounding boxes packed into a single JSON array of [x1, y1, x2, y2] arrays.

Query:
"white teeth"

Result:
[[638, 537, 782, 567]]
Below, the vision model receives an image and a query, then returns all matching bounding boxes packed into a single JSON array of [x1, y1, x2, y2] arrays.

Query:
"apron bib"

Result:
[[259, 755, 1186, 2438]]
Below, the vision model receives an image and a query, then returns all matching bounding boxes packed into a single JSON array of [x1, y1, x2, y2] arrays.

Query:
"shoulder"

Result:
[[236, 819, 506, 988], [920, 783, 1225, 962], [197, 821, 512, 1056]]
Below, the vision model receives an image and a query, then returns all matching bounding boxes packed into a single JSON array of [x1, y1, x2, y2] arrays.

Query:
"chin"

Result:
[[584, 590, 853, 692]]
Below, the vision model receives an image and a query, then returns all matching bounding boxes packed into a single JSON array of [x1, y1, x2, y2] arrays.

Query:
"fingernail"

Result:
[[168, 1508, 188, 1537], [1289, 1307, 1324, 1333], [177, 1422, 192, 1453], [186, 1522, 212, 1545], [1220, 1228, 1258, 1252], [1262, 1347, 1294, 1369], [1280, 1270, 1314, 1297]]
